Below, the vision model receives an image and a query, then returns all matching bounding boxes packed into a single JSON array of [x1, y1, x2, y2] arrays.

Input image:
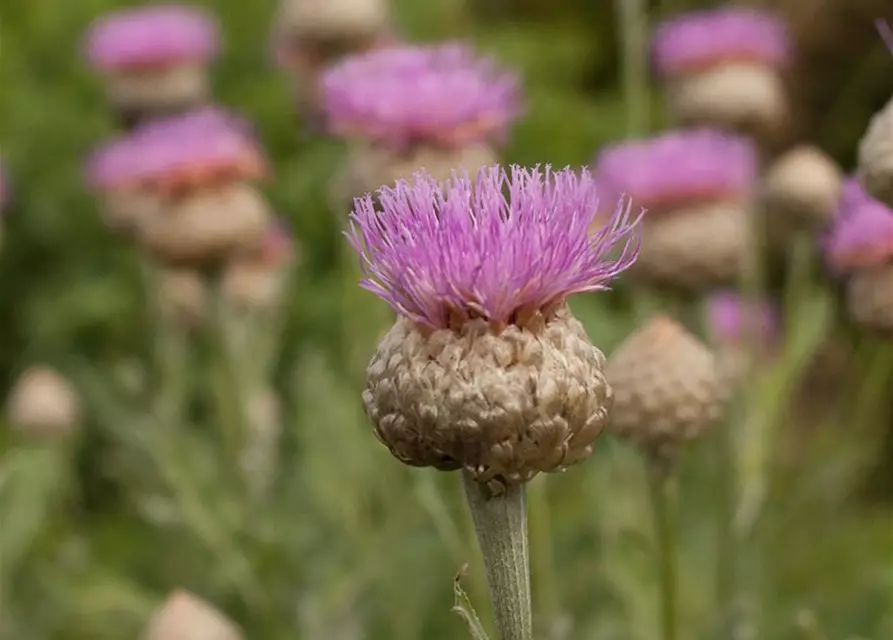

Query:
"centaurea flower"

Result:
[[760, 145, 842, 231], [652, 8, 790, 141], [352, 164, 639, 640], [84, 5, 220, 121], [594, 130, 757, 290]]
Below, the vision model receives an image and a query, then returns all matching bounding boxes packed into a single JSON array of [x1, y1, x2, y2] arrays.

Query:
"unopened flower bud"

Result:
[[6, 366, 81, 439], [857, 95, 893, 209], [350, 166, 640, 486], [142, 590, 242, 640], [607, 316, 726, 458], [761, 145, 843, 230], [275, 0, 389, 49]]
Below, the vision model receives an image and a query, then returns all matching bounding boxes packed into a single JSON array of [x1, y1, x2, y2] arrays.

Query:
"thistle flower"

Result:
[[143, 590, 242, 640], [858, 94, 893, 209], [322, 43, 521, 151], [652, 9, 790, 141], [84, 5, 220, 120], [607, 316, 726, 460], [350, 165, 639, 483], [594, 129, 757, 212], [594, 130, 757, 290], [274, 0, 390, 50], [760, 145, 842, 230], [129, 109, 272, 266], [824, 184, 893, 331], [652, 8, 789, 77], [6, 367, 82, 439]]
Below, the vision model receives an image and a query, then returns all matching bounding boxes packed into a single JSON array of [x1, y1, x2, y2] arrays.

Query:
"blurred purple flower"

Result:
[[84, 4, 219, 70], [706, 291, 778, 346], [346, 165, 641, 329], [86, 108, 266, 192], [320, 42, 520, 149], [837, 178, 873, 217], [652, 8, 789, 77], [593, 129, 757, 212], [825, 191, 893, 274]]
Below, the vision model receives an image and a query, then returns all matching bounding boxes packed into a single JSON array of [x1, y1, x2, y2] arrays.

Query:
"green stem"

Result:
[[461, 472, 533, 640], [646, 456, 679, 640], [615, 0, 651, 137], [715, 417, 738, 636]]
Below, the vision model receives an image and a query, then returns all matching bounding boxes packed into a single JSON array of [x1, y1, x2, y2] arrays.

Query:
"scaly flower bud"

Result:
[[607, 316, 726, 459], [6, 366, 81, 439], [142, 590, 242, 640]]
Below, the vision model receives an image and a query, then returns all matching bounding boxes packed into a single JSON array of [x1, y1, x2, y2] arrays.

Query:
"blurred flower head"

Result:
[[87, 108, 267, 194], [824, 182, 893, 274], [593, 129, 758, 212], [347, 165, 641, 330], [320, 42, 521, 149], [257, 221, 297, 266], [706, 291, 779, 346], [84, 4, 220, 70], [652, 8, 789, 77]]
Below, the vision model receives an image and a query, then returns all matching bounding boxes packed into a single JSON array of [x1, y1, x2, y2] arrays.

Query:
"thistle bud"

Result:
[[350, 166, 640, 486], [857, 95, 893, 209], [606, 316, 726, 458], [6, 366, 81, 439], [761, 145, 842, 230], [142, 590, 242, 640]]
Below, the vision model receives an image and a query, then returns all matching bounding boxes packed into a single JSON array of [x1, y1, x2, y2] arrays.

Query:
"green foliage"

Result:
[[2, 1, 893, 639]]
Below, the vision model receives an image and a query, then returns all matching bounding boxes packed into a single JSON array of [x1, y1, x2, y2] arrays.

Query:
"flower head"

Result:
[[84, 5, 219, 71], [593, 129, 757, 212], [652, 8, 789, 77], [348, 165, 641, 330], [86, 108, 266, 193], [321, 42, 520, 149], [838, 178, 872, 216], [706, 291, 778, 346], [824, 187, 893, 274]]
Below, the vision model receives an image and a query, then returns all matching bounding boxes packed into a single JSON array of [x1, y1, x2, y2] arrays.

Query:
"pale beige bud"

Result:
[[240, 389, 282, 498], [760, 145, 842, 229], [632, 200, 752, 291], [857, 95, 893, 209], [336, 142, 497, 204], [363, 306, 612, 486], [6, 366, 81, 438], [99, 188, 163, 234], [667, 63, 788, 143], [846, 262, 893, 333], [276, 0, 389, 44], [105, 64, 210, 120], [156, 268, 208, 327], [142, 590, 242, 640], [606, 316, 726, 457], [139, 183, 271, 266]]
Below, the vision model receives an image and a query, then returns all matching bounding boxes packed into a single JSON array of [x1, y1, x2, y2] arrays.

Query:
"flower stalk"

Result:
[[461, 471, 533, 640], [646, 454, 679, 640]]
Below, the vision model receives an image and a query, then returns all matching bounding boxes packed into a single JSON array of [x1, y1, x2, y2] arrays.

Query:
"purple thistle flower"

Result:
[[706, 291, 778, 346], [824, 192, 893, 274], [837, 177, 873, 217], [84, 4, 219, 71], [652, 8, 789, 78], [593, 129, 757, 212], [86, 108, 266, 192], [320, 42, 521, 150], [347, 165, 641, 330]]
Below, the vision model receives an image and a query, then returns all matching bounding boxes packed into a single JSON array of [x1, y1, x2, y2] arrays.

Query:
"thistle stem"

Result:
[[461, 471, 533, 640], [646, 456, 679, 640], [715, 417, 739, 636]]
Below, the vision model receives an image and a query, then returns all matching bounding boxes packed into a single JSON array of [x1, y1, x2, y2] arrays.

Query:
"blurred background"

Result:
[[3, 0, 893, 638]]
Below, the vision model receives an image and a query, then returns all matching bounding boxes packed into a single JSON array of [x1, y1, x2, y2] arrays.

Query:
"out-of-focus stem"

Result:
[[715, 415, 739, 636], [646, 455, 679, 640], [462, 471, 533, 640], [615, 0, 651, 137]]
